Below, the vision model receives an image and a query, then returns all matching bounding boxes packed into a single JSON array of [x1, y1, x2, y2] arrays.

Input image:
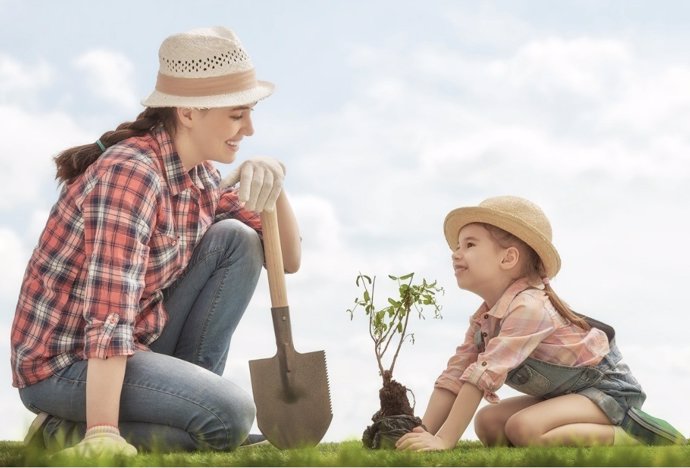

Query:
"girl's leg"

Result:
[[504, 393, 614, 446], [151, 219, 263, 374], [474, 396, 542, 446], [20, 350, 255, 452]]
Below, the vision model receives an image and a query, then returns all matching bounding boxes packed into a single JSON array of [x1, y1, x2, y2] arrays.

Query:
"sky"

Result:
[[2, 0, 690, 445]]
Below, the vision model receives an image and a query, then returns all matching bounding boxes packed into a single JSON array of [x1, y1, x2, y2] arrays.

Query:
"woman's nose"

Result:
[[243, 115, 255, 136]]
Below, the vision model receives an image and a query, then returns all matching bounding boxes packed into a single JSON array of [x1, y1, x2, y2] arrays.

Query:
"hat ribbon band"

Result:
[[155, 69, 258, 97]]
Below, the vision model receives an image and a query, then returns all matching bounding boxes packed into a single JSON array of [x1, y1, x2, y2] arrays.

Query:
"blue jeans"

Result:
[[19, 219, 263, 451]]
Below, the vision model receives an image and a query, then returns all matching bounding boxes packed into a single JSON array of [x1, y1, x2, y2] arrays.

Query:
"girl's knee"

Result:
[[504, 413, 539, 446], [475, 405, 508, 446]]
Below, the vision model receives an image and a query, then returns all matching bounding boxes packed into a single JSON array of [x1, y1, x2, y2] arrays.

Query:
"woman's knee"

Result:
[[199, 388, 256, 450], [210, 219, 263, 269]]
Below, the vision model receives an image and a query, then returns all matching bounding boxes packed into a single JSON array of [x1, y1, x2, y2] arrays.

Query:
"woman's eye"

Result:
[[230, 114, 243, 120], [466, 242, 475, 248]]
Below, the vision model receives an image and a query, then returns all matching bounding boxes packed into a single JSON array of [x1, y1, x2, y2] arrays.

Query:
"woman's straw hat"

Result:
[[142, 26, 274, 108], [443, 196, 561, 278]]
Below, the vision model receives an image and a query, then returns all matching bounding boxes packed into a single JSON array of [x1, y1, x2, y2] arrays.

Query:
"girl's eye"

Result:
[[466, 242, 475, 248], [230, 114, 244, 121]]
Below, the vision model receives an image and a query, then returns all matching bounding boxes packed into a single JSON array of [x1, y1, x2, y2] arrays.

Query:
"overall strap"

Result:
[[519, 287, 616, 343]]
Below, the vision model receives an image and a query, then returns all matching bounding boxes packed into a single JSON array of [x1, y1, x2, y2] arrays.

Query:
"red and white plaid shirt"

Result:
[[435, 277, 610, 403], [11, 126, 261, 388]]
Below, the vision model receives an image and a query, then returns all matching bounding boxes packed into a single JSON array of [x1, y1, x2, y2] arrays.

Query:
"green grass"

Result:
[[2, 440, 690, 467]]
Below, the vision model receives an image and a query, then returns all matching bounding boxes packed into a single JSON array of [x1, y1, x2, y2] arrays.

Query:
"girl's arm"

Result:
[[397, 382, 483, 451], [275, 190, 301, 273], [421, 387, 456, 434], [435, 382, 483, 447]]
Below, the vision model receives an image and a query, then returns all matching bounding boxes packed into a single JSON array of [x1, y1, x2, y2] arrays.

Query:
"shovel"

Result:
[[248, 209, 332, 449]]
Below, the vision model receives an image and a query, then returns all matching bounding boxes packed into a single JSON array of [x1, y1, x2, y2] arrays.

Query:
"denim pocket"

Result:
[[507, 359, 605, 398], [506, 365, 552, 396]]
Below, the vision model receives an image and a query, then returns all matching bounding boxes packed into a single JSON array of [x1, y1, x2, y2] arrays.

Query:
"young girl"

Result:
[[396, 195, 672, 451], [11, 27, 301, 457]]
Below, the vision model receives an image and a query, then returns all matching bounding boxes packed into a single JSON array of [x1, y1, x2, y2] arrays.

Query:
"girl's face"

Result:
[[184, 105, 255, 166], [451, 223, 507, 297]]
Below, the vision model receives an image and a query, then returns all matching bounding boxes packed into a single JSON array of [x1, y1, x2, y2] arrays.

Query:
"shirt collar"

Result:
[[476, 277, 545, 320], [151, 126, 218, 195]]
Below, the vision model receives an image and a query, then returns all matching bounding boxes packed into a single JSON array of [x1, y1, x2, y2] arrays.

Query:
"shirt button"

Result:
[[170, 238, 177, 246], [483, 314, 489, 319], [482, 332, 488, 337], [482, 361, 487, 366]]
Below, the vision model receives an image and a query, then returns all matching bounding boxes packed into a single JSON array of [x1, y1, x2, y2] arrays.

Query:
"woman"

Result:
[[11, 26, 300, 456]]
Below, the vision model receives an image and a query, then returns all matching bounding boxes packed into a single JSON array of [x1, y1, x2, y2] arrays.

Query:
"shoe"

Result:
[[24, 412, 51, 450], [240, 433, 269, 447]]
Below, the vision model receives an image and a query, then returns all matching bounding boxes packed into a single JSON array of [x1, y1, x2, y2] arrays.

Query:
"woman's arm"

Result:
[[86, 356, 127, 427], [56, 356, 137, 457], [275, 190, 301, 273]]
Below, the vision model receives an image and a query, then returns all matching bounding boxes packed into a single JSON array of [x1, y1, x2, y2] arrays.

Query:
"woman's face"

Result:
[[185, 105, 255, 166]]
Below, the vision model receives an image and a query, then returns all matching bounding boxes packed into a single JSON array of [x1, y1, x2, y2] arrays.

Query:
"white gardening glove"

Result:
[[221, 157, 285, 212], [56, 425, 137, 459]]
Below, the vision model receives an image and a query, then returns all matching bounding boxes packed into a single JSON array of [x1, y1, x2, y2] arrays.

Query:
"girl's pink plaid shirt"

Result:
[[11, 126, 262, 388], [435, 278, 610, 403]]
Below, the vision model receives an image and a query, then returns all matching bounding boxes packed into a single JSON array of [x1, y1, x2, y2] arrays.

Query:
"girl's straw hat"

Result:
[[443, 196, 561, 278], [142, 26, 274, 108]]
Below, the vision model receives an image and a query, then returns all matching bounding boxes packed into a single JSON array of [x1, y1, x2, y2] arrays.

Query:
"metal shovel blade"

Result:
[[249, 320, 332, 449], [249, 211, 332, 449]]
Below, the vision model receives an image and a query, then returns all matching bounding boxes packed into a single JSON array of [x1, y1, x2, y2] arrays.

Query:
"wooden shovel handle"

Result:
[[261, 210, 288, 308]]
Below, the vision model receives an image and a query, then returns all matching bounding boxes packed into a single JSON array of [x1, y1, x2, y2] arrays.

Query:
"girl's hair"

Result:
[[480, 223, 590, 330], [54, 107, 177, 184]]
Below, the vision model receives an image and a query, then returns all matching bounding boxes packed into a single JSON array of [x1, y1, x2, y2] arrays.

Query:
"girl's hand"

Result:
[[396, 426, 454, 451]]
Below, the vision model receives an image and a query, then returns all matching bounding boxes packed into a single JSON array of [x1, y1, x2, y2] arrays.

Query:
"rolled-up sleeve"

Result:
[[460, 298, 555, 402], [435, 317, 481, 395], [81, 160, 159, 359]]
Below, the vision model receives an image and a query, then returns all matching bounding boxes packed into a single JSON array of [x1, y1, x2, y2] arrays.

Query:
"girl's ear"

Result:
[[500, 246, 520, 271]]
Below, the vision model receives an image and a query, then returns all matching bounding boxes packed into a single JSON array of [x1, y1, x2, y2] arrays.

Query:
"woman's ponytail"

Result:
[[54, 107, 176, 184]]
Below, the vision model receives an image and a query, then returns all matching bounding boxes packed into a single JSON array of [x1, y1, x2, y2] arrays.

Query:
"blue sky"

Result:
[[2, 0, 690, 443]]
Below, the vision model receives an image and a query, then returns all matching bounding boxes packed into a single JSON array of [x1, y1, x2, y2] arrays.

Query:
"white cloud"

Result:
[[0, 104, 90, 209], [73, 49, 139, 111], [0, 228, 27, 296], [0, 53, 53, 102]]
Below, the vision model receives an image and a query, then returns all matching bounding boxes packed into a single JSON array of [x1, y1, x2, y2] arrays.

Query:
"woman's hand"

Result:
[[221, 157, 286, 212], [55, 426, 137, 459], [395, 426, 454, 451]]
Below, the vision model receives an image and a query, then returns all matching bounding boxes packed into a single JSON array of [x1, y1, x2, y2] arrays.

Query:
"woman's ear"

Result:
[[500, 246, 520, 271], [175, 107, 195, 129]]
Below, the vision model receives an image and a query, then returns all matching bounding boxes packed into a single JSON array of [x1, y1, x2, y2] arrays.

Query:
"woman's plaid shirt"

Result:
[[11, 126, 261, 388]]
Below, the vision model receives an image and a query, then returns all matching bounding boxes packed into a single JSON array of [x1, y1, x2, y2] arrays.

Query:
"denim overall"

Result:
[[478, 314, 646, 425]]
